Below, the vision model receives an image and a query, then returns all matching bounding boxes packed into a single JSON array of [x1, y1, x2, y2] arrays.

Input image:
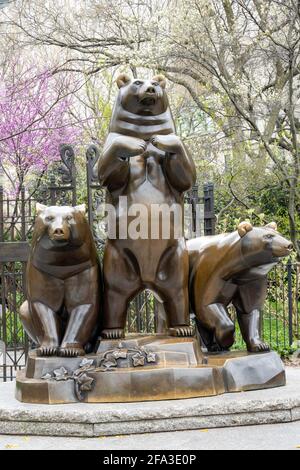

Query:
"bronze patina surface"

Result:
[[16, 76, 289, 405], [16, 335, 285, 404], [19, 204, 101, 358], [98, 74, 196, 340], [188, 222, 293, 353]]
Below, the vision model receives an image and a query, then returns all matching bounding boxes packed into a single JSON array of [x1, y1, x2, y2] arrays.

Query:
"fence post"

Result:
[[86, 144, 101, 227], [59, 144, 77, 206], [287, 258, 293, 346], [203, 182, 215, 235], [21, 186, 26, 241], [191, 184, 199, 235], [0, 185, 3, 242], [0, 339, 6, 381], [0, 185, 5, 380], [49, 175, 56, 205]]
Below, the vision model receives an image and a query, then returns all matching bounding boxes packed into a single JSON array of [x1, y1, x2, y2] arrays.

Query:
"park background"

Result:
[[0, 0, 299, 379]]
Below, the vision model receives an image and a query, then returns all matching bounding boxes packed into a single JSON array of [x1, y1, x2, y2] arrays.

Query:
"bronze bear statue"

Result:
[[19, 204, 101, 357], [187, 222, 293, 352], [98, 73, 196, 339]]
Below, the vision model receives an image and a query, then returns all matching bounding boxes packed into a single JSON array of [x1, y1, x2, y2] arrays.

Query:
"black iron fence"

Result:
[[233, 260, 300, 354]]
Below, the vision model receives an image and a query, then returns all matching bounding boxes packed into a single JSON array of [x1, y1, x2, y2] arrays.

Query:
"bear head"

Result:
[[34, 204, 88, 247], [238, 221, 293, 264], [116, 73, 168, 116]]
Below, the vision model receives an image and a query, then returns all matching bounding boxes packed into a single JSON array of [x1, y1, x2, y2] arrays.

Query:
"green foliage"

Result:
[[213, 170, 299, 239], [232, 304, 300, 358]]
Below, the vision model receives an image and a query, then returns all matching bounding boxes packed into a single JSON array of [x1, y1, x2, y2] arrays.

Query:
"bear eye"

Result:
[[134, 80, 143, 85], [152, 81, 159, 87], [45, 215, 55, 222], [65, 215, 73, 222], [264, 233, 274, 240]]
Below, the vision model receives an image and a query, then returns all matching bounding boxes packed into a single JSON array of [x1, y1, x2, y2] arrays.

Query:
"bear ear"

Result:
[[265, 222, 278, 231], [237, 221, 253, 238], [36, 203, 47, 215], [74, 204, 86, 215], [116, 73, 131, 89], [152, 74, 167, 89]]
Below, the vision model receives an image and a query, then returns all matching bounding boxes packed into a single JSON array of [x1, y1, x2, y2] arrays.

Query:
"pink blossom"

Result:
[[0, 65, 81, 191]]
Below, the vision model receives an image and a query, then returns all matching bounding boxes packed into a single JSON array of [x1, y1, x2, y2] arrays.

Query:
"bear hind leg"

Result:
[[197, 303, 235, 350], [101, 290, 127, 340], [161, 288, 194, 337], [101, 285, 142, 339]]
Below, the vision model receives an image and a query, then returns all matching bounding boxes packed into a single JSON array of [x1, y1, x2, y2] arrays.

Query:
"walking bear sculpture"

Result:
[[98, 73, 196, 339], [19, 204, 101, 357], [187, 221, 293, 353]]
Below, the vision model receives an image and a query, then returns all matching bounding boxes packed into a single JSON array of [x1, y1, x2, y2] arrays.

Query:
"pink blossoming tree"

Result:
[[0, 64, 81, 194]]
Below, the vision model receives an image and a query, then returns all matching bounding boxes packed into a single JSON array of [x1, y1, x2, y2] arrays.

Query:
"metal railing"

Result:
[[232, 260, 299, 353]]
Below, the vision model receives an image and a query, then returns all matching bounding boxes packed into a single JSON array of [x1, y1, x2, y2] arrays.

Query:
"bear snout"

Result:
[[146, 86, 156, 94], [284, 242, 294, 254], [138, 83, 158, 104], [54, 228, 65, 238], [272, 240, 293, 257], [50, 226, 70, 241], [139, 92, 157, 106]]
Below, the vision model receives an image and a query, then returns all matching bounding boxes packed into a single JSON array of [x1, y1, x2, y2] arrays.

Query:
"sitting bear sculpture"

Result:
[[19, 204, 101, 357], [187, 222, 293, 352]]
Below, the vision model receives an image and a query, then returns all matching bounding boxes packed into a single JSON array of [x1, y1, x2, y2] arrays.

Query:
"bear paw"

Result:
[[247, 340, 270, 353], [215, 325, 235, 350], [36, 345, 59, 357], [59, 343, 85, 357], [168, 325, 194, 337], [101, 329, 125, 340]]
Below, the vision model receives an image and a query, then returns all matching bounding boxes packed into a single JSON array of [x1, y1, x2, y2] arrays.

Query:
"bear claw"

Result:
[[247, 341, 270, 353], [59, 348, 85, 357], [168, 326, 194, 337], [36, 346, 59, 357], [59, 344, 85, 357], [101, 329, 125, 339]]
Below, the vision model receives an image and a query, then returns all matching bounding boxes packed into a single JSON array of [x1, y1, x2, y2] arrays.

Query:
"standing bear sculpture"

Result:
[[98, 73, 196, 339], [187, 222, 293, 352], [19, 204, 101, 357]]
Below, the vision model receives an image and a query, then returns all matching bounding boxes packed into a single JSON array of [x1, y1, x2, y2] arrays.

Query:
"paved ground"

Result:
[[0, 421, 300, 450]]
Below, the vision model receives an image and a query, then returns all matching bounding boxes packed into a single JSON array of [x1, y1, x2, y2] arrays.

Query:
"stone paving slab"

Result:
[[0, 368, 299, 437]]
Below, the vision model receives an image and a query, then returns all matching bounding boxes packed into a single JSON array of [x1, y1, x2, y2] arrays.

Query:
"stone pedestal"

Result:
[[16, 334, 286, 404]]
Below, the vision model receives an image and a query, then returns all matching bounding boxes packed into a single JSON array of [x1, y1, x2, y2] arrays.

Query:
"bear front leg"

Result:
[[150, 134, 196, 191], [19, 301, 38, 344], [233, 279, 270, 352], [98, 134, 146, 191], [60, 304, 97, 357], [237, 308, 270, 353], [30, 301, 61, 356]]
